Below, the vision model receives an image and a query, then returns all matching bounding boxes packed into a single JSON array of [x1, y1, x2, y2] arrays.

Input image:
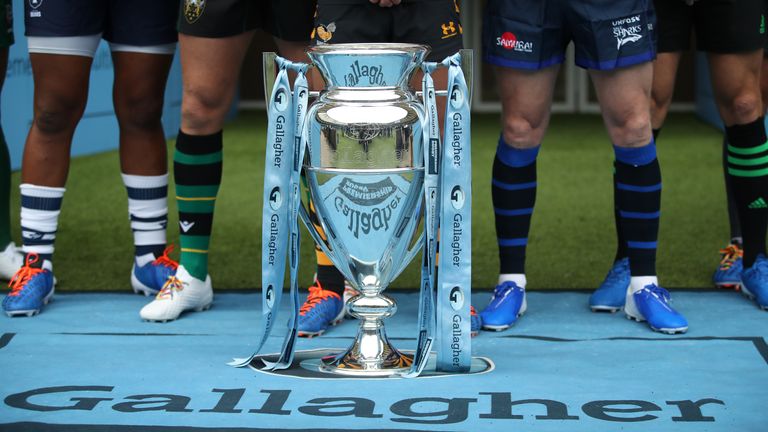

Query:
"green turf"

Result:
[[8, 112, 729, 291]]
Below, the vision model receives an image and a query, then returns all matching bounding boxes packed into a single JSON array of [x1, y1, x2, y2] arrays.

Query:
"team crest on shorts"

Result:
[[314, 22, 336, 43], [184, 0, 206, 24]]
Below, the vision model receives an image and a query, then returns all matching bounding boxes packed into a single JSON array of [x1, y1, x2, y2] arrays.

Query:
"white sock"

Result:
[[122, 173, 168, 259], [20, 183, 65, 262], [498, 273, 526, 289], [629, 276, 658, 294]]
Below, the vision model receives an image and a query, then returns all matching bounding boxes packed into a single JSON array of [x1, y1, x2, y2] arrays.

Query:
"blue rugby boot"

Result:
[[590, 258, 630, 312], [480, 281, 527, 331], [741, 254, 768, 310], [131, 245, 179, 296], [2, 253, 55, 317], [625, 284, 688, 334], [470, 306, 482, 337], [713, 244, 743, 290], [297, 281, 344, 338]]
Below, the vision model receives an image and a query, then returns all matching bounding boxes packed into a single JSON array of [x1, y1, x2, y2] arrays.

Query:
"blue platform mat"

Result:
[[1, 291, 766, 431]]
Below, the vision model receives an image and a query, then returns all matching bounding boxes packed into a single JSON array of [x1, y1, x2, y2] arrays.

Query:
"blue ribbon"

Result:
[[230, 58, 308, 370], [405, 63, 441, 378], [435, 52, 472, 373]]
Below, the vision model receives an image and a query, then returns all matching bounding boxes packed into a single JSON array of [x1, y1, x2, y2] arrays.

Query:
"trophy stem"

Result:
[[320, 291, 413, 376]]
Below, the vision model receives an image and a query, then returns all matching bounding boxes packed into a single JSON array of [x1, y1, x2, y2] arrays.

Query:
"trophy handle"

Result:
[[263, 52, 278, 105], [459, 49, 473, 108]]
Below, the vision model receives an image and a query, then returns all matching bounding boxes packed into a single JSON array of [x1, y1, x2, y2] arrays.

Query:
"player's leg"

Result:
[[699, 0, 768, 309], [592, 54, 680, 312], [709, 51, 768, 309], [478, 0, 563, 331], [575, 0, 686, 333], [3, 1, 102, 317], [480, 66, 558, 332], [140, 1, 255, 322], [109, 0, 178, 297], [0, 0, 22, 281], [591, 62, 687, 333], [593, 0, 688, 312]]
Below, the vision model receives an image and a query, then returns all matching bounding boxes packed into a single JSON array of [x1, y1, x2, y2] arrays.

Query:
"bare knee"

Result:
[[605, 109, 652, 148], [501, 115, 546, 148], [115, 96, 164, 132], [181, 86, 231, 134], [723, 92, 762, 125], [33, 100, 84, 136]]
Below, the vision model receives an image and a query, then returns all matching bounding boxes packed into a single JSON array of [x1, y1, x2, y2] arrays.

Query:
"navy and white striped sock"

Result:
[[20, 183, 65, 268], [613, 140, 661, 287], [122, 173, 168, 266], [492, 136, 539, 278]]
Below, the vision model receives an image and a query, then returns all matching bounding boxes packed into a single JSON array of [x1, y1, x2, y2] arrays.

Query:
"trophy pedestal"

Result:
[[320, 292, 413, 377]]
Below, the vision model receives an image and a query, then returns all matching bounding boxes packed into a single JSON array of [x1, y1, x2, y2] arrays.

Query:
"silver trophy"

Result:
[[301, 44, 428, 376], [249, 43, 472, 378]]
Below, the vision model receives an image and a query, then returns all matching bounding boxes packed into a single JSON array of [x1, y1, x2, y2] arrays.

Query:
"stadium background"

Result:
[[0, 0, 752, 291]]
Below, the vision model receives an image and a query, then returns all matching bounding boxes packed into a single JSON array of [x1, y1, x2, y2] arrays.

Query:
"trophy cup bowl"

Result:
[[300, 43, 429, 376]]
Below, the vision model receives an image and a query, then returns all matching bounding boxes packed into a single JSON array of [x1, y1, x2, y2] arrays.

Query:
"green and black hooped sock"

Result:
[[0, 126, 12, 247], [614, 141, 661, 277], [725, 117, 768, 268], [174, 130, 222, 281]]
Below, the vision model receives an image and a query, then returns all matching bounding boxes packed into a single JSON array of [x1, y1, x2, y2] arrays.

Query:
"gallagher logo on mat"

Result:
[[4, 385, 726, 426]]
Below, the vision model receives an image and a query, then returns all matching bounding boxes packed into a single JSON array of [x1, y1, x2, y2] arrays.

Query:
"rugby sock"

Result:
[[721, 135, 742, 243], [0, 128, 11, 247], [725, 117, 768, 268], [122, 173, 168, 266], [20, 183, 65, 268], [174, 130, 222, 281], [498, 273, 527, 289], [613, 140, 661, 290], [316, 254, 345, 295], [611, 161, 628, 263], [492, 135, 539, 278]]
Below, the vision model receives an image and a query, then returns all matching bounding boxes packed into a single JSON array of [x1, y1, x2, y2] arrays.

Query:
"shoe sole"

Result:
[[481, 310, 525, 332], [4, 286, 55, 318], [298, 317, 343, 338], [625, 313, 687, 334], [740, 285, 768, 310], [590, 305, 623, 313], [714, 281, 741, 291], [142, 301, 212, 323]]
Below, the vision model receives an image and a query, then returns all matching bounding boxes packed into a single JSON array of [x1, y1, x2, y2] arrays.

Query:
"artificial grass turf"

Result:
[[8, 111, 728, 291]]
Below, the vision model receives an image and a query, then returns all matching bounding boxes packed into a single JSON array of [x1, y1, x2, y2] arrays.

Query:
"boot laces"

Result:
[[8, 253, 44, 297], [157, 275, 185, 300], [299, 281, 340, 316], [153, 245, 179, 269], [718, 244, 743, 270]]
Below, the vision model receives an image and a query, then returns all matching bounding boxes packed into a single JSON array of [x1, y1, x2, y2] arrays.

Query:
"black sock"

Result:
[[722, 135, 743, 243], [614, 142, 661, 277], [725, 117, 768, 267], [612, 161, 628, 263], [492, 136, 539, 274]]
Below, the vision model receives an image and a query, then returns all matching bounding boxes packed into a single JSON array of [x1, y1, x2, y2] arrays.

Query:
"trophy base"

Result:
[[319, 324, 414, 377]]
